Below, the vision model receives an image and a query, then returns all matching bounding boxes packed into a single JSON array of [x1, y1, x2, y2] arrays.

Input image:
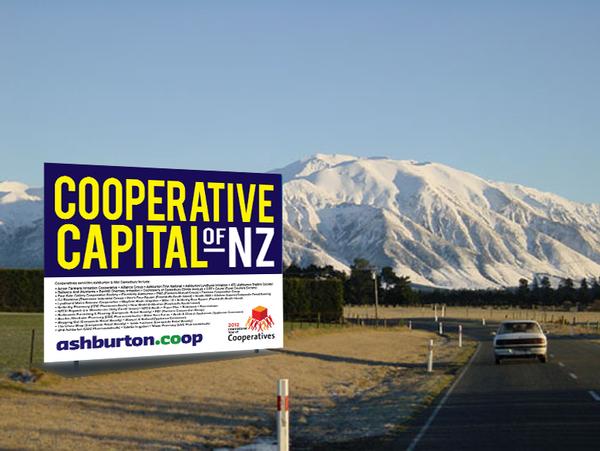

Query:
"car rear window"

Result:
[[498, 322, 541, 334]]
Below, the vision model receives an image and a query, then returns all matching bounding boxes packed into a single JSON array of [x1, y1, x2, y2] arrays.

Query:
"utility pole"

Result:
[[372, 271, 379, 322]]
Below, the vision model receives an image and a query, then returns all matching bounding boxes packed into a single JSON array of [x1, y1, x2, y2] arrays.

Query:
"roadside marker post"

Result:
[[434, 304, 438, 322], [277, 379, 289, 451], [28, 329, 35, 370], [439, 322, 443, 335], [409, 320, 412, 330], [372, 271, 379, 323], [482, 318, 486, 326], [442, 304, 446, 318], [427, 339, 434, 373], [459, 325, 463, 348]]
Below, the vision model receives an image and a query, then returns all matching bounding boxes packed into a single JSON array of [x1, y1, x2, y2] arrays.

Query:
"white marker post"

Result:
[[409, 320, 412, 330], [277, 379, 289, 451], [427, 339, 434, 373], [482, 317, 486, 326], [442, 304, 446, 318], [434, 304, 438, 322], [458, 324, 463, 348], [372, 271, 379, 323], [439, 321, 443, 335]]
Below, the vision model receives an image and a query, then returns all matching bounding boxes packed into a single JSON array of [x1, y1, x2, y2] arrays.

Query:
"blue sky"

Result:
[[1, 1, 599, 203]]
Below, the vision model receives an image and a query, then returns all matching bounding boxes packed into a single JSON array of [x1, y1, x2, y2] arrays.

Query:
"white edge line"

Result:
[[589, 390, 600, 401], [407, 343, 481, 451]]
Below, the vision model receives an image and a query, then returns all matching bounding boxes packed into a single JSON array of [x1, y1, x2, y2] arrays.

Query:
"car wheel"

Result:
[[538, 355, 547, 363], [495, 357, 501, 365]]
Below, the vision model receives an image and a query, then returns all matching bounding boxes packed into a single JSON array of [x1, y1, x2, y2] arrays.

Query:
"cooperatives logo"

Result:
[[227, 305, 277, 343], [56, 333, 203, 351], [246, 305, 274, 331]]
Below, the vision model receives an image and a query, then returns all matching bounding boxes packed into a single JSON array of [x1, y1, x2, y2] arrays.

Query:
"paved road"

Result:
[[404, 318, 600, 451], [315, 318, 600, 450]]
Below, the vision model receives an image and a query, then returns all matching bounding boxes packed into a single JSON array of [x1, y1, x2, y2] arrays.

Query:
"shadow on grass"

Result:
[[273, 348, 458, 371], [3, 388, 271, 449], [4, 425, 211, 450], [20, 388, 268, 426], [43, 348, 273, 378]]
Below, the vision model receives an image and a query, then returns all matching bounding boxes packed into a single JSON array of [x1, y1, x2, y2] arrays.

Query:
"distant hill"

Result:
[[0, 181, 43, 269], [2, 154, 600, 288], [274, 154, 600, 288]]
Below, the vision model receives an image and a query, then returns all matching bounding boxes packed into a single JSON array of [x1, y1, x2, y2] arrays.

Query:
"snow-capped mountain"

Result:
[[0, 181, 44, 268], [276, 154, 600, 288], [1, 154, 599, 288]]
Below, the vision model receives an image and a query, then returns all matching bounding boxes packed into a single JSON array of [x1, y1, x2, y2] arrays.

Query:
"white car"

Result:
[[493, 320, 547, 364]]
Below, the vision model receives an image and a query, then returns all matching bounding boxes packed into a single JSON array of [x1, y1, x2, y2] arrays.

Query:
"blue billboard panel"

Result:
[[44, 163, 283, 363]]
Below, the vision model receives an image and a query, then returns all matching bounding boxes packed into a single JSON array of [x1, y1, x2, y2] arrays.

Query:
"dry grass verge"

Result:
[[1, 326, 474, 450]]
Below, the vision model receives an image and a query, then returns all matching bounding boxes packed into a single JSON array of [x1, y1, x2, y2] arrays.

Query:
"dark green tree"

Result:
[[591, 277, 600, 302], [344, 258, 376, 305], [530, 278, 541, 305], [517, 278, 529, 306], [539, 276, 554, 305], [284, 263, 347, 280], [283, 263, 303, 277], [558, 278, 575, 305], [579, 278, 591, 305], [379, 266, 417, 305]]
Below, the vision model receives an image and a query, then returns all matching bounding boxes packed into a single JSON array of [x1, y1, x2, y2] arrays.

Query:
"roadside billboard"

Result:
[[44, 163, 283, 362]]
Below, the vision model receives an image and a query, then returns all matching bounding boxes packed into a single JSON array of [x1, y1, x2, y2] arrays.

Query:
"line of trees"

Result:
[[1, 264, 598, 315], [519, 276, 600, 307], [283, 278, 343, 321], [285, 262, 600, 310], [284, 258, 418, 307], [419, 276, 600, 308], [0, 269, 44, 312]]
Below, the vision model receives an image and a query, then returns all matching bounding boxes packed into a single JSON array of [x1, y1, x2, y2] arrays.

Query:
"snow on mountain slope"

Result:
[[0, 181, 41, 204], [1, 155, 598, 288], [0, 181, 44, 268], [276, 154, 600, 288]]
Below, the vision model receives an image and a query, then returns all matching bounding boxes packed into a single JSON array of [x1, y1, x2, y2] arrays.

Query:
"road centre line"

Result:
[[589, 391, 600, 402], [558, 362, 565, 367], [569, 372, 578, 380], [407, 343, 481, 451]]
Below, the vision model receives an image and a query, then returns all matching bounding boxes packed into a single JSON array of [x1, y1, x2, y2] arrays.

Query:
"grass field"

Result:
[[0, 314, 474, 450], [344, 305, 600, 325], [0, 314, 338, 374], [0, 313, 43, 373], [2, 306, 598, 375], [2, 306, 597, 374]]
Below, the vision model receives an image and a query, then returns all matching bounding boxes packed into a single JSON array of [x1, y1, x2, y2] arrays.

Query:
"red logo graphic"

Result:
[[246, 306, 274, 331]]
